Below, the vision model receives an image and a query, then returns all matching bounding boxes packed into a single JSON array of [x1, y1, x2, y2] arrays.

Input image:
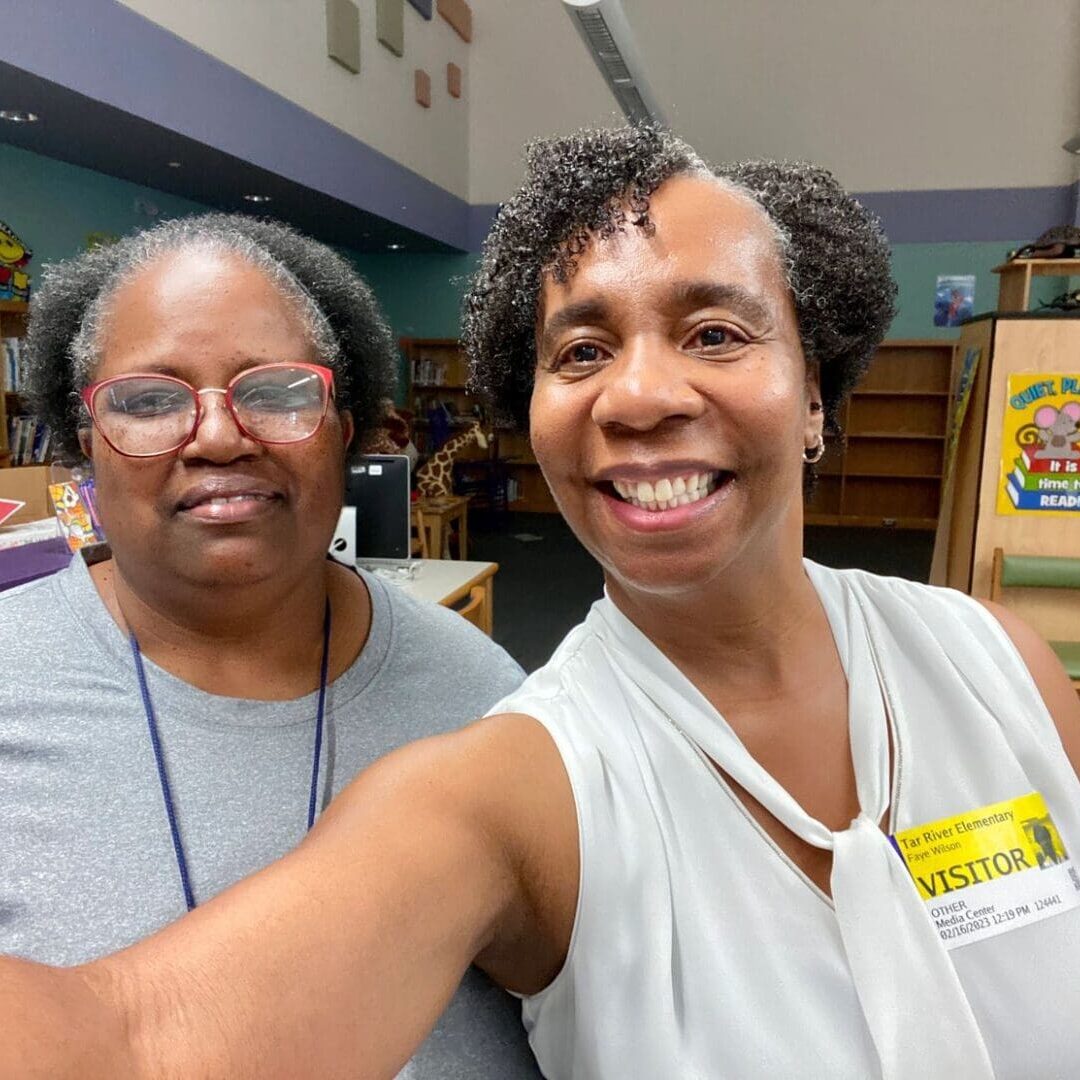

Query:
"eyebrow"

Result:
[[665, 280, 773, 327], [538, 280, 774, 358], [538, 299, 611, 358]]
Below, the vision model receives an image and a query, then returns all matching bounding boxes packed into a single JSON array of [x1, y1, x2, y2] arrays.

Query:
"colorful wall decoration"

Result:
[[998, 373, 1080, 516]]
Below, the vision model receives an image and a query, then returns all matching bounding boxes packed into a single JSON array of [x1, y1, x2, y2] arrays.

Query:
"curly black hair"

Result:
[[22, 213, 398, 461], [462, 126, 897, 436]]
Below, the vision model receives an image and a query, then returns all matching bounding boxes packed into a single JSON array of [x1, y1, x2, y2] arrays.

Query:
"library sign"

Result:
[[998, 373, 1080, 517]]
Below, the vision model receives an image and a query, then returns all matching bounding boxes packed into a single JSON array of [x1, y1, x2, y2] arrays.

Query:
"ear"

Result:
[[1062, 401, 1080, 422], [1034, 405, 1059, 428], [77, 427, 93, 460], [339, 408, 355, 452]]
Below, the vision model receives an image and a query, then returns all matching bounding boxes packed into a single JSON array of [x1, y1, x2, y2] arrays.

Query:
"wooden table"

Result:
[[415, 495, 470, 559], [391, 558, 498, 635]]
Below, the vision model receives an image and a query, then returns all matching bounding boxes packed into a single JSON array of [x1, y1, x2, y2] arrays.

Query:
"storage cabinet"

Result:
[[931, 312, 1080, 645]]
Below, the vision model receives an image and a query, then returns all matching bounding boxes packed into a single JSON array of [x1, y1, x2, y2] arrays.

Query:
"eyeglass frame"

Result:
[[80, 362, 337, 459]]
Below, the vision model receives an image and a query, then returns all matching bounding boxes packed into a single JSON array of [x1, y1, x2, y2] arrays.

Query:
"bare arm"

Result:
[[979, 599, 1080, 777], [1, 713, 578, 1080]]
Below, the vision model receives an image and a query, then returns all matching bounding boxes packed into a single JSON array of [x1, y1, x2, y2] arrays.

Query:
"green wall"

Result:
[[2, 144, 1066, 357], [0, 143, 209, 268], [888, 241, 1064, 341]]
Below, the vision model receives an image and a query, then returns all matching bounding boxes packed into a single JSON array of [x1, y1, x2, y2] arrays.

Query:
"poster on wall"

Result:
[[933, 275, 975, 327], [997, 373, 1080, 516]]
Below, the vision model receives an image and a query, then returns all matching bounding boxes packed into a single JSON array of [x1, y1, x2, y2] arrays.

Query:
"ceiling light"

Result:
[[242, 193, 272, 203], [1063, 135, 1080, 155], [387, 243, 405, 250], [167, 160, 182, 168], [0, 110, 39, 123]]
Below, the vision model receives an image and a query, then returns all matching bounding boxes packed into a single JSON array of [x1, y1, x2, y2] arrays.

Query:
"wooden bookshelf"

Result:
[[0, 299, 29, 468], [805, 339, 956, 530], [402, 337, 558, 513]]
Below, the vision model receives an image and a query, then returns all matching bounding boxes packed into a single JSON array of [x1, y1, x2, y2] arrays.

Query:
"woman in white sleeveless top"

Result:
[[4, 128, 1079, 1080]]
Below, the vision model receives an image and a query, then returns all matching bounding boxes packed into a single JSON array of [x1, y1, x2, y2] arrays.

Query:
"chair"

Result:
[[454, 585, 491, 635], [990, 548, 1080, 691], [411, 506, 429, 559]]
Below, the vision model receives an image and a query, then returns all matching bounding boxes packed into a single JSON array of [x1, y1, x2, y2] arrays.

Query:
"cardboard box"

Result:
[[0, 465, 52, 526]]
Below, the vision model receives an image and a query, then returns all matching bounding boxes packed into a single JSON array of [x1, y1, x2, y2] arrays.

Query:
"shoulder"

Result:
[[0, 563, 88, 660], [358, 567, 524, 711], [976, 599, 1080, 776]]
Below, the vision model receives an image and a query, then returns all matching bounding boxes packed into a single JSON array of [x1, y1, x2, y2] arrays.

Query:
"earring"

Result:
[[802, 439, 825, 464]]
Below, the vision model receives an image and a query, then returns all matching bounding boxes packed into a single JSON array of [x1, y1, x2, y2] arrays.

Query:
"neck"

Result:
[[90, 555, 370, 699], [606, 537, 824, 704]]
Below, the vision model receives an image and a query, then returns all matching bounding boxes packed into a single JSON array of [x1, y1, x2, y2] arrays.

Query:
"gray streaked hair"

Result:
[[23, 213, 398, 461], [463, 125, 897, 435]]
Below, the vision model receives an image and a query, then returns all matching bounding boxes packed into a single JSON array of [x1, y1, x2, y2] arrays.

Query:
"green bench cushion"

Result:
[[1001, 555, 1080, 590], [1049, 641, 1080, 680]]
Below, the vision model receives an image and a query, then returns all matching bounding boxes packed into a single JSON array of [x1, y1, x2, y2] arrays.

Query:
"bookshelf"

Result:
[[402, 337, 559, 512], [804, 339, 956, 530], [0, 299, 29, 467]]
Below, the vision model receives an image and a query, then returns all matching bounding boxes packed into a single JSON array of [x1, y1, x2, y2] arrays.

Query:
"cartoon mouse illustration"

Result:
[[1033, 402, 1080, 460]]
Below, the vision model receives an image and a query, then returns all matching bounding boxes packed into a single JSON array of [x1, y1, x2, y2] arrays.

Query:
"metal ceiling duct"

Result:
[[562, 0, 666, 127]]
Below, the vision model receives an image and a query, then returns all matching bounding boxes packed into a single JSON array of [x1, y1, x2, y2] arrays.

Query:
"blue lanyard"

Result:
[[128, 598, 331, 912]]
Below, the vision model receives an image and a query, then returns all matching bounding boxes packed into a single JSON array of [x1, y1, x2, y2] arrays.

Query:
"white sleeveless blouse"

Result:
[[492, 562, 1080, 1079]]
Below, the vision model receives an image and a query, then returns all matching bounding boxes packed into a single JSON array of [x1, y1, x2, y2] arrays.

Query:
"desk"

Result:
[[416, 495, 470, 559], [384, 558, 498, 634]]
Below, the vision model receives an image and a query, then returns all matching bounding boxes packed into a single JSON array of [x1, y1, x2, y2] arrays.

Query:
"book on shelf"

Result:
[[1018, 447, 1080, 474], [1012, 457, 1080, 493], [1005, 475, 1080, 511], [3, 336, 24, 392], [411, 357, 450, 386], [5, 414, 51, 466]]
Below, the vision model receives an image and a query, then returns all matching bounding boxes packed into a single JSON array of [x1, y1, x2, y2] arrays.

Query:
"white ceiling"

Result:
[[468, 0, 1080, 203]]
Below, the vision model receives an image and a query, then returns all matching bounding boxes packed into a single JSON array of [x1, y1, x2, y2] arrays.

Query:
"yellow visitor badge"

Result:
[[891, 792, 1080, 949]]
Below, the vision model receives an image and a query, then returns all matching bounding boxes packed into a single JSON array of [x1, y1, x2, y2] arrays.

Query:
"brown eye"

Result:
[[553, 341, 606, 371], [569, 343, 601, 364], [699, 327, 730, 347]]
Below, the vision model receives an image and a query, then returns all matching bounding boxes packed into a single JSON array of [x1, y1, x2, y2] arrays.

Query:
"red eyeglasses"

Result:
[[81, 363, 336, 458]]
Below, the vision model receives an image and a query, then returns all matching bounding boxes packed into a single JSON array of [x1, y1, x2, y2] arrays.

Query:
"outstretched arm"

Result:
[[1, 714, 577, 1080]]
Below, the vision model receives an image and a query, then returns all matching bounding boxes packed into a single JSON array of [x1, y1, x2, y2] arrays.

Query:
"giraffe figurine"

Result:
[[415, 420, 490, 499]]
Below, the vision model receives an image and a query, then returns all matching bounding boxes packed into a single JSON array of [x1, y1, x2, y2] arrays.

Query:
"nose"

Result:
[[590, 338, 706, 432], [179, 389, 260, 463]]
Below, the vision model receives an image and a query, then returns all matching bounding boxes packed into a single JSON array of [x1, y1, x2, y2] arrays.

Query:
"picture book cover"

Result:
[[997, 373, 1080, 516]]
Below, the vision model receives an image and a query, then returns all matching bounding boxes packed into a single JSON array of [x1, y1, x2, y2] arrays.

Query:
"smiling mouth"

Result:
[[605, 470, 732, 512]]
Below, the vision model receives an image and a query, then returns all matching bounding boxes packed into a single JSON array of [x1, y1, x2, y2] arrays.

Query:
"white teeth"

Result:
[[206, 494, 267, 506], [612, 471, 724, 512]]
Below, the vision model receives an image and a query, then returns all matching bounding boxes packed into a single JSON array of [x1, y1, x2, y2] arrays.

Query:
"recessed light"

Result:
[[387, 243, 405, 250], [167, 160, 182, 168], [243, 193, 272, 203], [1063, 135, 1080, 155], [0, 110, 39, 123]]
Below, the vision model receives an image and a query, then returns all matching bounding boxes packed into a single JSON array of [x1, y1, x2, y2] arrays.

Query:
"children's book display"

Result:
[[999, 374, 1080, 516], [48, 477, 105, 551]]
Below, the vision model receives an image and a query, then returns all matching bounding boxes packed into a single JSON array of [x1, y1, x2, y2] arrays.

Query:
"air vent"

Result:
[[563, 0, 666, 127]]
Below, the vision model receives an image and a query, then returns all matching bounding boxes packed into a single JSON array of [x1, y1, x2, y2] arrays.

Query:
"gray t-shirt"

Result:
[[0, 553, 540, 1078]]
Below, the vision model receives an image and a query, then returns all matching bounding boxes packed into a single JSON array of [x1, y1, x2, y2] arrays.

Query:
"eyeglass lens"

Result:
[[92, 366, 328, 455]]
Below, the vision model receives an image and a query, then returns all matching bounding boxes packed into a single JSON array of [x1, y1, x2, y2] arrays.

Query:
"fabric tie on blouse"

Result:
[[595, 580, 995, 1080]]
